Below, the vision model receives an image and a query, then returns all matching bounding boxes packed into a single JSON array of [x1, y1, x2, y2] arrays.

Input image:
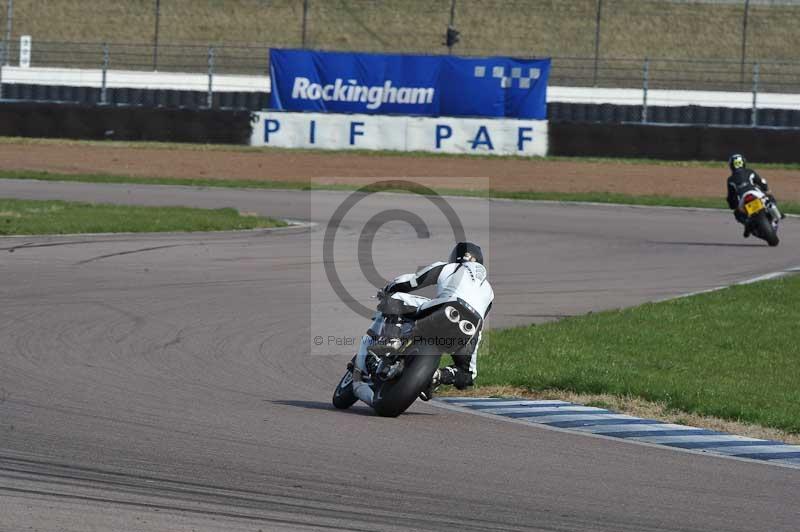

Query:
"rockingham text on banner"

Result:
[[269, 49, 551, 119]]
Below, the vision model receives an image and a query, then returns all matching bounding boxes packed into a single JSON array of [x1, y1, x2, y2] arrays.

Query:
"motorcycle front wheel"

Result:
[[332, 366, 358, 409]]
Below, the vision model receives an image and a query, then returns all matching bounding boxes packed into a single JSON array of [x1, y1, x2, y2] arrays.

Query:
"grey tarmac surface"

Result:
[[1, 179, 799, 531]]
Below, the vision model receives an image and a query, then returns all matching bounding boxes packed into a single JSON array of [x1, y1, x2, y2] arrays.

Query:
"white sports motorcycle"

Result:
[[332, 291, 479, 417]]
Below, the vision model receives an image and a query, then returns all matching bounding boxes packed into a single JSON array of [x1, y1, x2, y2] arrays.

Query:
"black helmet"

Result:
[[449, 242, 483, 264], [728, 153, 746, 172]]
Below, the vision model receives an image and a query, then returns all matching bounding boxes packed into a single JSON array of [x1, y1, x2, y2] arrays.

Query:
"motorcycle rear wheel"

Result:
[[754, 214, 780, 247], [372, 347, 441, 418]]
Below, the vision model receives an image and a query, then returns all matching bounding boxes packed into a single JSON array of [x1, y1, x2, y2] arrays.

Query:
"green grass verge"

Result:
[[4, 168, 800, 215], [0, 198, 287, 235], [480, 276, 800, 434]]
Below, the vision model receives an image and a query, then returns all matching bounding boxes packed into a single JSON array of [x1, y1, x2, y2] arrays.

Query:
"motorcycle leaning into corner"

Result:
[[739, 188, 781, 247], [332, 290, 480, 417]]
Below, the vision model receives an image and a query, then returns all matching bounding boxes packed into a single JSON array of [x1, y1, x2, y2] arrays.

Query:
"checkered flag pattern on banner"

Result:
[[473, 65, 541, 89]]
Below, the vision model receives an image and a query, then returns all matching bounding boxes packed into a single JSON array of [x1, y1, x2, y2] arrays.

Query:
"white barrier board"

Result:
[[250, 112, 548, 156], [0, 66, 269, 92], [4, 67, 800, 110]]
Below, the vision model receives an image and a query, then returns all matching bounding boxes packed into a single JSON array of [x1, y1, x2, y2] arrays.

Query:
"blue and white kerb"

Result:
[[439, 398, 800, 468]]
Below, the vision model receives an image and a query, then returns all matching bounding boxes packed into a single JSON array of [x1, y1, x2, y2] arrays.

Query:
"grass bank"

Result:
[[477, 275, 800, 435], [0, 198, 286, 235], [4, 169, 800, 215], [9, 1, 800, 72]]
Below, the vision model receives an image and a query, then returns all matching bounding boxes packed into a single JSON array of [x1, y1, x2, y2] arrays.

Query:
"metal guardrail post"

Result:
[[153, 0, 161, 70], [100, 43, 109, 105], [592, 0, 603, 86], [751, 62, 759, 127], [740, 0, 750, 86], [0, 42, 4, 100], [207, 46, 215, 109], [447, 0, 457, 55], [301, 0, 309, 48], [641, 57, 649, 124], [4, 0, 12, 66]]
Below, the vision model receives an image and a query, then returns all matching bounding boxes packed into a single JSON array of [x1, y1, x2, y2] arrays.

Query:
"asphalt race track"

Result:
[[1, 179, 799, 531]]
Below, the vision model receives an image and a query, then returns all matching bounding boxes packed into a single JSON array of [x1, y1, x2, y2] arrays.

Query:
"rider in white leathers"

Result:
[[351, 242, 494, 405]]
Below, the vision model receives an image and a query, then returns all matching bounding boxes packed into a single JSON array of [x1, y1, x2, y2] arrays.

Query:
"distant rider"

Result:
[[726, 153, 784, 237], [352, 242, 494, 404]]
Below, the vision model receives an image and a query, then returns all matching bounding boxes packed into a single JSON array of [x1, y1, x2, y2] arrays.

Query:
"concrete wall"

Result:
[[549, 122, 800, 163], [0, 102, 252, 144], [0, 101, 797, 164]]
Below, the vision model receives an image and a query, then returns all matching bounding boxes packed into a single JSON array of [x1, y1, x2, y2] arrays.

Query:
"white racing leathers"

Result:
[[352, 261, 494, 405]]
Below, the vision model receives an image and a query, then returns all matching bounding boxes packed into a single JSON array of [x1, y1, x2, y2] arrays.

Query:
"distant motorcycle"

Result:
[[739, 188, 781, 247], [332, 291, 478, 417]]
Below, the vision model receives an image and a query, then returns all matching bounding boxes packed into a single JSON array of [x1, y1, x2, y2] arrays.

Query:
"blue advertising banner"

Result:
[[269, 49, 550, 119]]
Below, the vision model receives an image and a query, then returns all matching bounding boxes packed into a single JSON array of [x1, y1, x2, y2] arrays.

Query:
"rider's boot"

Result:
[[418, 369, 441, 401], [439, 365, 474, 389], [765, 194, 786, 220], [734, 210, 750, 237], [419, 364, 477, 401], [352, 367, 375, 406]]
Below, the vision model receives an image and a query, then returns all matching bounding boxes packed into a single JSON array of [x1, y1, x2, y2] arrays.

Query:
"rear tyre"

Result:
[[332, 368, 358, 409], [755, 214, 780, 247], [372, 348, 441, 418]]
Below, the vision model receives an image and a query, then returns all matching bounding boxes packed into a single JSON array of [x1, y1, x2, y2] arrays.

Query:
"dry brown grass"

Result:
[[5, 1, 799, 87], [5, 0, 798, 61], [440, 385, 800, 445]]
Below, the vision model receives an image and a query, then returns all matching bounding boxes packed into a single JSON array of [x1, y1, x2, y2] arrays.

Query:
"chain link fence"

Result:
[[2, 1, 800, 80], [3, 39, 800, 90]]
